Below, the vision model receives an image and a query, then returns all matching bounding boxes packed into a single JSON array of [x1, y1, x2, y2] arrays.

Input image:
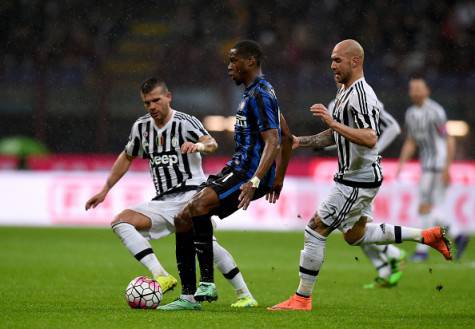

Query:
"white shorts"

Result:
[[318, 182, 379, 233], [129, 190, 196, 240], [419, 171, 446, 205]]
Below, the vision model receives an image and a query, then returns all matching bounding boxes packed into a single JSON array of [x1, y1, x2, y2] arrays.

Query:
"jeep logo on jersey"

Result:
[[235, 114, 247, 128], [150, 150, 179, 167]]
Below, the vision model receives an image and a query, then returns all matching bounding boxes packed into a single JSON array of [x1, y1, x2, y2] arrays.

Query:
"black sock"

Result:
[[175, 230, 196, 295], [192, 215, 214, 283]]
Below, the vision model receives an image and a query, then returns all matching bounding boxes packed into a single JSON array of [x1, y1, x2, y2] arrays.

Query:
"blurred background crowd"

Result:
[[1, 0, 475, 159]]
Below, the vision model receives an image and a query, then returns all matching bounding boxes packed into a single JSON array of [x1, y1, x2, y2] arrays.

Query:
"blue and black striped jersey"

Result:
[[226, 76, 281, 187]]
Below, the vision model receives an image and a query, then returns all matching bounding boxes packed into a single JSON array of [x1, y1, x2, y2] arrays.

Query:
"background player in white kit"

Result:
[[85, 78, 257, 307], [328, 87, 405, 288], [270, 40, 452, 311], [396, 78, 469, 261]]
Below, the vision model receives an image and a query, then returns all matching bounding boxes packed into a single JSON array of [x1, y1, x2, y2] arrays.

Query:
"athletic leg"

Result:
[[213, 239, 257, 307], [111, 209, 169, 278]]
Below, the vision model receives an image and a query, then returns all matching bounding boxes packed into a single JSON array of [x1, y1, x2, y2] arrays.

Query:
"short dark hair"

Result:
[[140, 78, 168, 94], [233, 40, 263, 66]]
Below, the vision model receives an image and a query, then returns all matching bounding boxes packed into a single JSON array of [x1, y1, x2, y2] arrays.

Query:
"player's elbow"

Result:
[[365, 130, 377, 149], [394, 123, 402, 136], [209, 139, 218, 153]]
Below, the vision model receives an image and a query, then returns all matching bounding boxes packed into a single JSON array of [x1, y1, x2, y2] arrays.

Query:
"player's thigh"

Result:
[[112, 209, 152, 231], [341, 187, 378, 238], [319, 183, 378, 236], [180, 187, 221, 218], [128, 198, 191, 239], [419, 171, 436, 213]]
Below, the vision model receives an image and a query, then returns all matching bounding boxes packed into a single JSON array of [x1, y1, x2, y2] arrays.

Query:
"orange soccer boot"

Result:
[[422, 226, 453, 260], [268, 294, 312, 311]]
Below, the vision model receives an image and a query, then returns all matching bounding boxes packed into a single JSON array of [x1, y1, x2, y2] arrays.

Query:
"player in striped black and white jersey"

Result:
[[396, 78, 468, 261], [126, 109, 209, 195], [85, 78, 257, 308], [328, 88, 401, 154], [330, 89, 405, 288], [271, 40, 452, 311]]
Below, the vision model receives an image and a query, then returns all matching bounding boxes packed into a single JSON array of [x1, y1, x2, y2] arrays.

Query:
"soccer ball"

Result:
[[125, 276, 163, 309]]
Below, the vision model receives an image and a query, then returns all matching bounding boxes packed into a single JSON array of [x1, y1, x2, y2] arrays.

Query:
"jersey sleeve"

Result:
[[251, 91, 280, 132], [434, 106, 448, 137], [183, 115, 210, 143], [348, 91, 379, 130], [124, 121, 145, 158]]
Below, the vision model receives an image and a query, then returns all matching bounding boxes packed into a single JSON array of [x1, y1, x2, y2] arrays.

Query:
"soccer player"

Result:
[[158, 40, 293, 311], [85, 78, 257, 307], [396, 78, 469, 261], [270, 39, 452, 311], [330, 87, 406, 288]]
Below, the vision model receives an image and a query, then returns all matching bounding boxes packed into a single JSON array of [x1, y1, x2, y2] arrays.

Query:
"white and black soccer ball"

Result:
[[125, 276, 163, 309]]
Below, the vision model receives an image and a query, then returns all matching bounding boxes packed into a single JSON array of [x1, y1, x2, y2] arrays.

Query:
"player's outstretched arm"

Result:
[[181, 135, 218, 154], [266, 114, 293, 203], [295, 128, 335, 149], [85, 151, 134, 210], [238, 128, 280, 210], [395, 137, 417, 177]]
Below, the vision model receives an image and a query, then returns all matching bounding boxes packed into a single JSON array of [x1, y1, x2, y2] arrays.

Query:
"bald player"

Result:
[[397, 78, 469, 261], [270, 40, 453, 311]]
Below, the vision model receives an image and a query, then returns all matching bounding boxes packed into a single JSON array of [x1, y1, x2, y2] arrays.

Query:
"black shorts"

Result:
[[202, 166, 270, 219]]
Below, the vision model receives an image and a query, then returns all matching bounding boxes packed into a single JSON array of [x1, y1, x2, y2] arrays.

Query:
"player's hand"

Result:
[[266, 182, 283, 204], [442, 167, 451, 186], [181, 142, 200, 154], [85, 191, 107, 210], [292, 135, 300, 149], [310, 104, 334, 127], [238, 181, 256, 210]]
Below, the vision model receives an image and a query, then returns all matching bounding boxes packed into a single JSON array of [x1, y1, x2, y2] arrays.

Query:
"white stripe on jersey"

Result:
[[124, 110, 209, 197], [332, 78, 383, 187], [405, 98, 447, 171]]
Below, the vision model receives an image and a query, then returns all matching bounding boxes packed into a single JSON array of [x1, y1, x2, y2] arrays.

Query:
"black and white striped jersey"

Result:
[[328, 100, 400, 153], [405, 98, 448, 171], [124, 110, 209, 197], [331, 77, 383, 188]]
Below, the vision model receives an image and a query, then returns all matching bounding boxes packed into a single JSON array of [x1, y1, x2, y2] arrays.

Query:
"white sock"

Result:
[[415, 213, 433, 253], [112, 222, 168, 277], [297, 226, 326, 297], [213, 240, 252, 298], [180, 294, 197, 303], [384, 244, 402, 259], [361, 244, 391, 278], [357, 223, 422, 245]]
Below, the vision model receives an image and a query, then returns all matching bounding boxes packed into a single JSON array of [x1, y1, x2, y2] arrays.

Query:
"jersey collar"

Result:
[[244, 75, 264, 94], [344, 76, 365, 91]]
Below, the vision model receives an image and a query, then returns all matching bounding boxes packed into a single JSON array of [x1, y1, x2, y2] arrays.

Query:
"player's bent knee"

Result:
[[111, 210, 151, 231], [344, 217, 367, 245]]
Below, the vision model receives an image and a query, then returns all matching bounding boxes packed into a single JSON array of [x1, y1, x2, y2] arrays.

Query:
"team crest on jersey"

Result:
[[171, 137, 178, 148]]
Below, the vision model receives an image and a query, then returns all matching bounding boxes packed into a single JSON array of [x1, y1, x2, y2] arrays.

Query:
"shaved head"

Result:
[[334, 39, 364, 61], [331, 39, 365, 87]]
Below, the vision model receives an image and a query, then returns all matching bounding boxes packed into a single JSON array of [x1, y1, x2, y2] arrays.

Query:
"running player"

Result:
[[330, 87, 406, 288], [158, 40, 293, 311], [85, 78, 257, 307], [396, 78, 469, 261], [270, 39, 452, 311]]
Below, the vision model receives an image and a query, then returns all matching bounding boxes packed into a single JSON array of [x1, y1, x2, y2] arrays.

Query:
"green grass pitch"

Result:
[[1, 227, 474, 329]]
